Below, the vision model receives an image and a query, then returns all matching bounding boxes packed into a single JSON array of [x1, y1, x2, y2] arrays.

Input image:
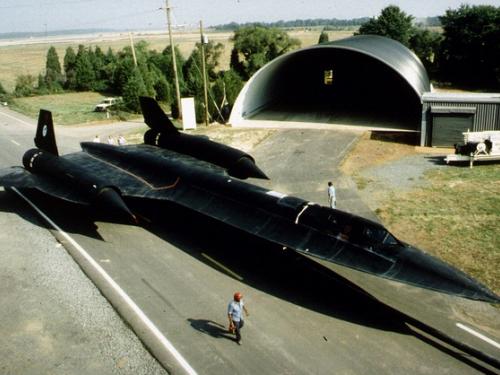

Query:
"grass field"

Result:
[[380, 165, 500, 295], [341, 134, 500, 296], [0, 29, 354, 92], [9, 92, 141, 125]]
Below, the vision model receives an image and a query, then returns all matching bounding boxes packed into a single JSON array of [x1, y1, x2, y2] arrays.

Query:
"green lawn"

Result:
[[9, 92, 140, 125], [378, 164, 500, 295]]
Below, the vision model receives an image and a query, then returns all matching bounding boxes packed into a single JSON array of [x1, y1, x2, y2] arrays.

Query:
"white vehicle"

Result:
[[94, 97, 120, 112]]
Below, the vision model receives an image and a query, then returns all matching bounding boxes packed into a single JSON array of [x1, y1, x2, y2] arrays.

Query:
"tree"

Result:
[[230, 26, 301, 80], [210, 70, 244, 122], [133, 41, 157, 98], [122, 67, 148, 112], [13, 74, 36, 97], [356, 5, 415, 46], [91, 46, 108, 91], [318, 30, 329, 44], [37, 73, 48, 94], [111, 49, 135, 94], [152, 45, 186, 92], [438, 5, 500, 89], [44, 46, 63, 92], [74, 45, 96, 91], [0, 81, 10, 103], [229, 48, 244, 78], [182, 41, 227, 123], [202, 41, 224, 80], [147, 45, 187, 116], [63, 46, 77, 90], [183, 41, 224, 96], [152, 71, 171, 102], [409, 29, 443, 75]]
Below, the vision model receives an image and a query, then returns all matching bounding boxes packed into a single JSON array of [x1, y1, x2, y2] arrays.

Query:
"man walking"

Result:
[[227, 292, 249, 345], [327, 181, 336, 209]]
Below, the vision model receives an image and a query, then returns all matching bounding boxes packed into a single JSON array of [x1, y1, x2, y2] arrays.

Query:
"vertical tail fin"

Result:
[[35, 109, 59, 156], [139, 96, 178, 134]]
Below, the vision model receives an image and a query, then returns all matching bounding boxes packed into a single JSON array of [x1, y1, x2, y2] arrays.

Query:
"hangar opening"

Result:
[[230, 35, 431, 132]]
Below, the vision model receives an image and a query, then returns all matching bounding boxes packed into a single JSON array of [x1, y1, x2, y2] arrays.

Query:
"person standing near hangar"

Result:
[[327, 181, 336, 209]]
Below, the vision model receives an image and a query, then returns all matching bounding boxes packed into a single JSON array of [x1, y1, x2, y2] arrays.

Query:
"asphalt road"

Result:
[[0, 106, 498, 374], [0, 107, 167, 375]]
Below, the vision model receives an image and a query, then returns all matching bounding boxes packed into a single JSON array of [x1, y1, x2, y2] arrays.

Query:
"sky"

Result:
[[1, 0, 499, 34]]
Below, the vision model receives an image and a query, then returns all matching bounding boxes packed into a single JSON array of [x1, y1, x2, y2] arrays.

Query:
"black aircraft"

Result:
[[140, 96, 268, 180], [0, 104, 498, 304]]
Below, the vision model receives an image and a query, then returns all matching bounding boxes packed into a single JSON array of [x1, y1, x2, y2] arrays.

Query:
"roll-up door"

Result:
[[430, 107, 475, 147]]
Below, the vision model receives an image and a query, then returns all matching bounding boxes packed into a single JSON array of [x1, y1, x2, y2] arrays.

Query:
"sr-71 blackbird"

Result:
[[0, 98, 498, 304]]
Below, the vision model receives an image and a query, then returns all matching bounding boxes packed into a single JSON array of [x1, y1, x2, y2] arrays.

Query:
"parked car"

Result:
[[94, 97, 120, 112]]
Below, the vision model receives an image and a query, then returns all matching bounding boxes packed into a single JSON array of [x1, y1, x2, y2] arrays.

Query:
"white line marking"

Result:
[[12, 187, 198, 375], [0, 111, 33, 126], [456, 323, 500, 350], [10, 140, 20, 146]]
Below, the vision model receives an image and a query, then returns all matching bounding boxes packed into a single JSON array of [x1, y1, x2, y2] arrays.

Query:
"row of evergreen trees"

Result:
[[9, 25, 303, 123], [12, 41, 246, 123]]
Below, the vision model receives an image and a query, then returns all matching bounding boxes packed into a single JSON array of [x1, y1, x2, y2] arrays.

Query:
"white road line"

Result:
[[456, 323, 500, 350], [12, 187, 198, 375], [0, 110, 33, 126], [10, 140, 20, 146]]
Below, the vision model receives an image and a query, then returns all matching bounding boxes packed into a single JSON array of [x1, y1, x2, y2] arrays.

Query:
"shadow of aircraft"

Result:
[[129, 197, 410, 334], [0, 187, 408, 334]]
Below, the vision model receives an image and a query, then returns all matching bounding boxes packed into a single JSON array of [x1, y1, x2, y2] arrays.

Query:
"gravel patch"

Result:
[[357, 154, 447, 210]]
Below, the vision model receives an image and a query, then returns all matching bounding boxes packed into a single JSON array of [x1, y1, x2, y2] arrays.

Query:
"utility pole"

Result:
[[128, 32, 137, 67], [165, 0, 182, 118], [200, 20, 209, 126]]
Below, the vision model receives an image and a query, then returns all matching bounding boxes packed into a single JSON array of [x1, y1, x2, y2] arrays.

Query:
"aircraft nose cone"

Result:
[[228, 156, 269, 180], [400, 246, 500, 303]]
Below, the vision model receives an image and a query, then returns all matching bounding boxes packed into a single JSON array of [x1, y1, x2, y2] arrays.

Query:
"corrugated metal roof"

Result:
[[308, 35, 431, 98], [230, 35, 431, 126], [423, 92, 500, 104]]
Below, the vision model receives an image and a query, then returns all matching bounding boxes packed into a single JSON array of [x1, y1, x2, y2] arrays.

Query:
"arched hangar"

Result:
[[230, 35, 431, 132]]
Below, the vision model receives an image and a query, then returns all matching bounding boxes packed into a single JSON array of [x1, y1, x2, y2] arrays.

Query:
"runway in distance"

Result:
[[0, 99, 498, 305]]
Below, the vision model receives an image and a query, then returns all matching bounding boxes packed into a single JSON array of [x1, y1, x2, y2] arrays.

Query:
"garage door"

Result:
[[431, 114, 474, 147]]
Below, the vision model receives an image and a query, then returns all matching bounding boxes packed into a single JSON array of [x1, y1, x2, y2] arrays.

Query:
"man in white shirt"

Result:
[[227, 292, 249, 345]]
